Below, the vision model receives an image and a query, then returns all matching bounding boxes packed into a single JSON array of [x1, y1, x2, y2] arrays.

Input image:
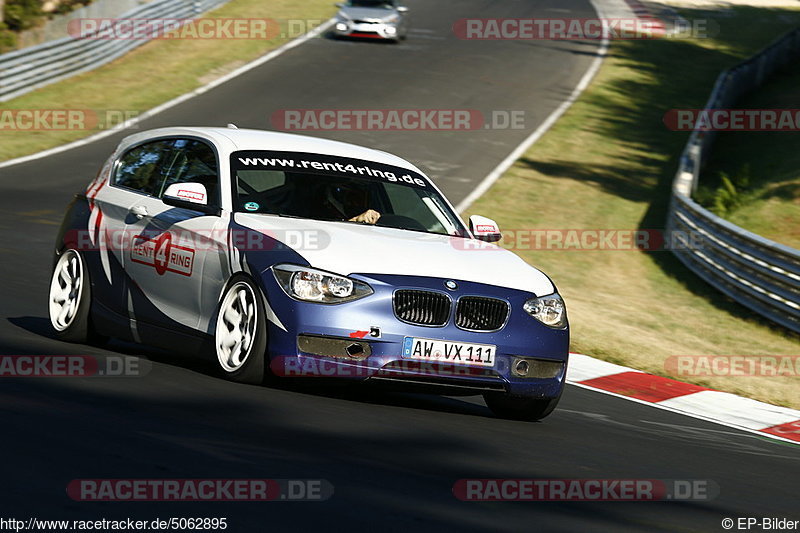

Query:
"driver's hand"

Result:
[[349, 209, 381, 224]]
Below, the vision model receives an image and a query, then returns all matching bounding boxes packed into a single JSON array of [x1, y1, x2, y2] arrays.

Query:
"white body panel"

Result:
[[235, 213, 555, 296]]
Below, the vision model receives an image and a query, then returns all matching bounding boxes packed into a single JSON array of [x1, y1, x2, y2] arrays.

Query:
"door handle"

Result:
[[130, 205, 148, 220]]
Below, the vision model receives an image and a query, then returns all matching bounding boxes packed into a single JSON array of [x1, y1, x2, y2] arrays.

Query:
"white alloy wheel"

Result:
[[215, 281, 259, 372], [49, 250, 84, 332]]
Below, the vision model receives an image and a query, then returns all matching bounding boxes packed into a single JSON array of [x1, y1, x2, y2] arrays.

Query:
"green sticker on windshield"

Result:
[[244, 202, 260, 211]]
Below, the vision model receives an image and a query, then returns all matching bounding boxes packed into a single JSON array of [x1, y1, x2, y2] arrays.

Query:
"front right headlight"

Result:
[[523, 293, 567, 328], [273, 264, 373, 304]]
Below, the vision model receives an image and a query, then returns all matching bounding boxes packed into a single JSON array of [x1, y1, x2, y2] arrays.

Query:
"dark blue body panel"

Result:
[[258, 270, 569, 398]]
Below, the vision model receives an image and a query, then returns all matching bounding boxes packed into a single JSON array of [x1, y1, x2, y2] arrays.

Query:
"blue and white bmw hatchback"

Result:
[[49, 126, 569, 420]]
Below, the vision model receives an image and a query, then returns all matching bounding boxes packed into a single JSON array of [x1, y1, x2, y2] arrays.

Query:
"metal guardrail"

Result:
[[0, 0, 230, 102], [667, 28, 800, 334]]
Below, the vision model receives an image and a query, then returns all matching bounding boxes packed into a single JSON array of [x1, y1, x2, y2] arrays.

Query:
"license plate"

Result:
[[402, 337, 496, 367]]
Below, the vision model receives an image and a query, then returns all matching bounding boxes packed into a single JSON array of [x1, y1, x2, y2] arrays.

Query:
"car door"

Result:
[[90, 139, 175, 319], [122, 137, 225, 332]]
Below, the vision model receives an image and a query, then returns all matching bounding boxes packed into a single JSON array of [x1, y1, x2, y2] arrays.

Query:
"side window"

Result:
[[159, 139, 220, 207], [114, 140, 173, 196]]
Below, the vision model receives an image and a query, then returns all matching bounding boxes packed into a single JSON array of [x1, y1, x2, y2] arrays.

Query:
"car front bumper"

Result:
[[261, 271, 569, 398], [333, 20, 401, 40]]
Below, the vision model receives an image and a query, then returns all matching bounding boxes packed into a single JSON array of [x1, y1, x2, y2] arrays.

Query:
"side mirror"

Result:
[[334, 2, 344, 7], [469, 215, 502, 243], [162, 183, 219, 215], [396, 6, 409, 13]]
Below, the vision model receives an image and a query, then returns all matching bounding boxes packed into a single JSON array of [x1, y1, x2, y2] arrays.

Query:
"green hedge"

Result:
[[4, 0, 44, 32], [3, 0, 95, 32], [0, 0, 95, 52]]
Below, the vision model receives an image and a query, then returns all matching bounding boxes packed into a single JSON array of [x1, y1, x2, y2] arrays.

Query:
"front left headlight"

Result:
[[385, 14, 400, 24], [273, 264, 373, 304], [523, 293, 567, 328]]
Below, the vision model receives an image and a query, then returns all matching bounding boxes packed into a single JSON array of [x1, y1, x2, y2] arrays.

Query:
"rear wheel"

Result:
[[48, 249, 94, 343], [214, 276, 267, 384], [483, 392, 561, 421]]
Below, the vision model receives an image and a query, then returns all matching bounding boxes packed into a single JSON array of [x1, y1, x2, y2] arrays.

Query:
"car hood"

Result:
[[339, 7, 397, 21], [235, 213, 555, 296]]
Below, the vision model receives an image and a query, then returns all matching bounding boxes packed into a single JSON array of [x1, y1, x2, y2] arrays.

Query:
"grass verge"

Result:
[[465, 6, 800, 409], [0, 0, 335, 161]]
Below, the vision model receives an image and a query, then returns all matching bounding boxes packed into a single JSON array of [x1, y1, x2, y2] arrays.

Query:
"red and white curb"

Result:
[[567, 353, 800, 444], [622, 0, 668, 35]]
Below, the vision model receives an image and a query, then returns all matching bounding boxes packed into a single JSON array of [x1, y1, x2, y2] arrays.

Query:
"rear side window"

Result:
[[114, 140, 173, 196], [114, 138, 220, 206]]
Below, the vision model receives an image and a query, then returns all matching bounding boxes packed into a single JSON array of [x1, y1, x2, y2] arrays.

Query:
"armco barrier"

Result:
[[0, 0, 230, 102], [667, 28, 800, 333]]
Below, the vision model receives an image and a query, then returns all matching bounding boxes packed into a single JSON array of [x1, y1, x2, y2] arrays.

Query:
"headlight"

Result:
[[523, 293, 567, 328], [385, 14, 400, 23], [335, 21, 349, 31], [273, 264, 373, 304]]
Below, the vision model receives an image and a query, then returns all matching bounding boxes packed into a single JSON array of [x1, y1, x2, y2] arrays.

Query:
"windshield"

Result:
[[347, 0, 396, 9], [230, 151, 466, 237]]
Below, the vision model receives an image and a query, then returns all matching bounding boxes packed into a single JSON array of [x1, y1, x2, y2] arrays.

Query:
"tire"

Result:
[[213, 275, 267, 384], [483, 391, 562, 421], [48, 249, 95, 343]]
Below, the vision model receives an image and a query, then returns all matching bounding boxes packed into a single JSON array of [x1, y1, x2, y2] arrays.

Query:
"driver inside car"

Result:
[[322, 182, 381, 224]]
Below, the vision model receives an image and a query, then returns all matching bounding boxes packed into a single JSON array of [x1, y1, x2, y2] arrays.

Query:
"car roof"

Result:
[[119, 126, 425, 174]]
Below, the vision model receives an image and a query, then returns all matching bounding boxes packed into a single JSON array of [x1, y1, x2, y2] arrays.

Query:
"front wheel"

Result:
[[483, 392, 561, 421], [214, 276, 267, 384]]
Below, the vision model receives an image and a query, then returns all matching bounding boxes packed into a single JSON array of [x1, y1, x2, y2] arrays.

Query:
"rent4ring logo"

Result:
[[453, 479, 719, 501], [131, 232, 195, 276]]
